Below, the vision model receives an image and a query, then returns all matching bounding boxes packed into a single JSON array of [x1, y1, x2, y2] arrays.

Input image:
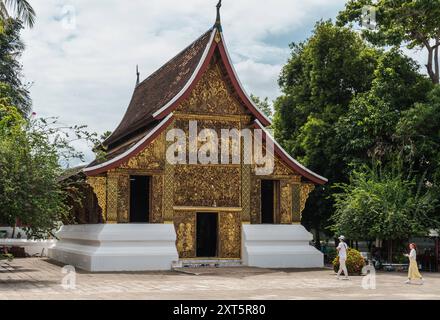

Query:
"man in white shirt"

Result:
[[336, 235, 349, 280]]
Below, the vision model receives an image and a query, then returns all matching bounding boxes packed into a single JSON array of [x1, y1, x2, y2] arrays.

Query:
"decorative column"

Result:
[[151, 175, 164, 223], [280, 181, 292, 224], [106, 172, 119, 223], [117, 173, 130, 223], [219, 212, 241, 258], [291, 176, 302, 223], [241, 164, 251, 222], [163, 121, 175, 223]]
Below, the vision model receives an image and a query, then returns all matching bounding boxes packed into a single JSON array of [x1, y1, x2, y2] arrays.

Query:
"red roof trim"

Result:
[[84, 114, 174, 176], [253, 120, 328, 185], [153, 31, 272, 126], [216, 35, 272, 127]]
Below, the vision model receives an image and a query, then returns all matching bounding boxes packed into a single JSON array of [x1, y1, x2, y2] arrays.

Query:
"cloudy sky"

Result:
[[20, 0, 425, 164]]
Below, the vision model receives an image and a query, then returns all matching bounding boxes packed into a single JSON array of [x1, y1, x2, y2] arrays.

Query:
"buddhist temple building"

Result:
[[49, 2, 327, 271]]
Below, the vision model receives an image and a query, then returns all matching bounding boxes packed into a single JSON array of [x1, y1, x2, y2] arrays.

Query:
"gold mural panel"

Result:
[[241, 164, 251, 222], [250, 177, 261, 224], [292, 183, 301, 223], [86, 176, 107, 222], [174, 211, 196, 258], [177, 60, 247, 116], [163, 122, 176, 222], [106, 172, 119, 223], [174, 165, 241, 208], [219, 212, 241, 258], [117, 174, 130, 223], [119, 133, 165, 170], [280, 181, 292, 224], [253, 152, 295, 177], [151, 175, 164, 223]]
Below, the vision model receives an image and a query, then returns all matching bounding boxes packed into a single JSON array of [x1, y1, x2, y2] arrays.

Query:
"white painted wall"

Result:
[[242, 224, 324, 268], [49, 224, 179, 272]]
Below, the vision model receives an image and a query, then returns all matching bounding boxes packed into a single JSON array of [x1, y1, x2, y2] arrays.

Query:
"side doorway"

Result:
[[129, 175, 151, 223]]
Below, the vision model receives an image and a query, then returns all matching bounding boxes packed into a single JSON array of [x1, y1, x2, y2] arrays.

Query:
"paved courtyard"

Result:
[[0, 258, 439, 300]]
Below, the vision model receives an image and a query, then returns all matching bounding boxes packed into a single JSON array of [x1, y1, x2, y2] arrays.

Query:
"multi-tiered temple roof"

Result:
[[84, 3, 327, 185]]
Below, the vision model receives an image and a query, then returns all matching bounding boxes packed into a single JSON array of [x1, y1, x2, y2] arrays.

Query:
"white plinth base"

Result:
[[242, 224, 323, 268], [48, 224, 178, 272]]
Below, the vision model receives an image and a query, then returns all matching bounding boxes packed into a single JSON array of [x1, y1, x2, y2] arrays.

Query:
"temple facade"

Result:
[[49, 4, 327, 270]]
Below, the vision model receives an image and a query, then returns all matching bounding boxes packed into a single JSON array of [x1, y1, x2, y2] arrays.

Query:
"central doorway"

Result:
[[261, 180, 280, 224], [196, 213, 218, 258], [129, 175, 150, 223]]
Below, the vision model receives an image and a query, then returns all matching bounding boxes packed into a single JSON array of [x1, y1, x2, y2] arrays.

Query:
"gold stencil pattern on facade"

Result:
[[280, 181, 292, 224], [163, 121, 176, 222], [219, 212, 241, 258], [252, 144, 295, 177], [250, 176, 261, 224], [106, 172, 119, 223], [174, 212, 196, 258], [177, 61, 247, 116], [117, 174, 130, 223], [241, 164, 251, 222], [151, 175, 164, 223], [119, 133, 165, 170], [291, 183, 301, 223], [86, 176, 107, 222], [174, 165, 241, 207]]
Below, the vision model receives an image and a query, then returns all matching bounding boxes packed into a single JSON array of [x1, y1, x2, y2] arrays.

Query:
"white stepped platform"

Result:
[[48, 224, 178, 272], [242, 224, 323, 268]]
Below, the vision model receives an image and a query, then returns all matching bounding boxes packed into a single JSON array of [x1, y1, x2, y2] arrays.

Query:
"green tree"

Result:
[[394, 85, 440, 211], [335, 49, 433, 166], [273, 21, 379, 243], [0, 90, 99, 238], [0, 0, 35, 28], [250, 94, 273, 120], [0, 103, 68, 239], [337, 0, 440, 84], [0, 19, 31, 115], [331, 161, 439, 261]]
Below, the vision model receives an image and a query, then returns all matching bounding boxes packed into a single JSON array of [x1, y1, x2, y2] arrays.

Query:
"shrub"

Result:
[[333, 248, 366, 275], [0, 253, 14, 262]]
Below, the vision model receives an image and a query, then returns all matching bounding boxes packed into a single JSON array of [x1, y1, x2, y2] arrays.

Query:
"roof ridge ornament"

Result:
[[136, 65, 140, 87], [214, 0, 222, 32]]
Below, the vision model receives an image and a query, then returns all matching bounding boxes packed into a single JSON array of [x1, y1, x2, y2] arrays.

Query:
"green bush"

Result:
[[333, 248, 366, 275], [0, 253, 14, 262]]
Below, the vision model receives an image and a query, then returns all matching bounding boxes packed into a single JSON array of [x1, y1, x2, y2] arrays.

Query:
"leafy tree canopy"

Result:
[[337, 0, 440, 83], [0, 19, 31, 115]]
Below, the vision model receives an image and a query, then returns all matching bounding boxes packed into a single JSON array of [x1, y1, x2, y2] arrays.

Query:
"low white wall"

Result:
[[242, 224, 324, 268], [0, 239, 56, 257], [49, 224, 179, 272], [0, 227, 28, 239]]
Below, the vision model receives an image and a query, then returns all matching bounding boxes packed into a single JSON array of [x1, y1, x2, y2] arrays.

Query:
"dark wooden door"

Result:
[[196, 213, 218, 257], [129, 176, 150, 223]]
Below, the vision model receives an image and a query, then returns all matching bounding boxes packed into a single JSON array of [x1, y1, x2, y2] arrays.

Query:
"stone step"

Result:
[[172, 259, 242, 269]]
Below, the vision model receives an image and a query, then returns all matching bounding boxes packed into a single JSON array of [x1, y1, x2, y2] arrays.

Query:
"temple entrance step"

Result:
[[172, 259, 242, 270]]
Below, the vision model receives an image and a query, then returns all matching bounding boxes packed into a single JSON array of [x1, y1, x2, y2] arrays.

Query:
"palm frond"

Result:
[[4, 0, 35, 28], [0, 1, 10, 19]]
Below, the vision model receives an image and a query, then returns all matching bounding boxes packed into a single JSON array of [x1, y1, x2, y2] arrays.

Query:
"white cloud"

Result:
[[19, 0, 349, 164]]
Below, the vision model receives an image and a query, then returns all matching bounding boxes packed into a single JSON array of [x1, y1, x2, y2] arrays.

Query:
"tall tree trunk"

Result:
[[434, 40, 439, 84]]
